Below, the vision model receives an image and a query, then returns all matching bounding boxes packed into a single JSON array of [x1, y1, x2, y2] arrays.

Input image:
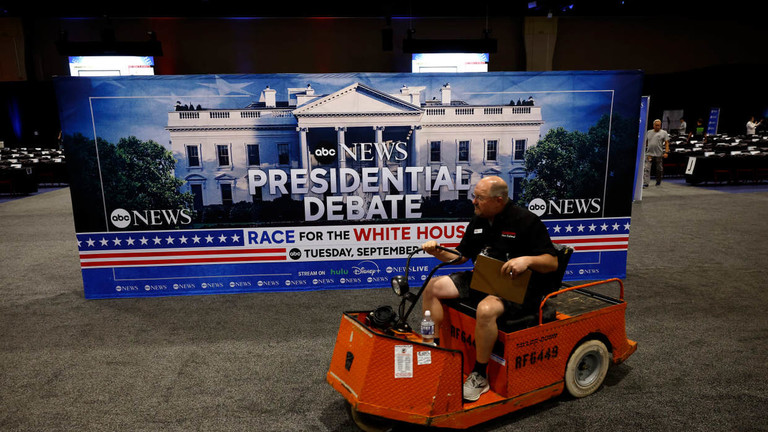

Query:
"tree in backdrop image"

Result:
[[62, 133, 193, 231], [101, 136, 193, 215], [519, 113, 635, 217]]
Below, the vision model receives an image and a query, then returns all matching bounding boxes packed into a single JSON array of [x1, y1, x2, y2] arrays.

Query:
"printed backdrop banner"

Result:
[[54, 71, 643, 299]]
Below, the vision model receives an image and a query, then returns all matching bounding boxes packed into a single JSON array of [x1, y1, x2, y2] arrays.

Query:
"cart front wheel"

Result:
[[564, 339, 610, 398]]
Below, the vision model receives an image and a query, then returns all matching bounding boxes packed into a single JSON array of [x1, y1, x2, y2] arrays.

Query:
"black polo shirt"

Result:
[[457, 201, 556, 263], [455, 201, 559, 310]]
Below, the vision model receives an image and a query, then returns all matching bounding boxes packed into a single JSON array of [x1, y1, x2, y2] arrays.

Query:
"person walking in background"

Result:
[[644, 119, 670, 187]]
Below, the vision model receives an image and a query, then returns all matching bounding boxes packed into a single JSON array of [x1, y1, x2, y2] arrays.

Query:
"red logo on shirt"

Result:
[[502, 231, 516, 239]]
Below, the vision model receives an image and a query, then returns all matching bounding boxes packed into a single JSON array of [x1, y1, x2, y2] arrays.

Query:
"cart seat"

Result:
[[444, 243, 573, 333]]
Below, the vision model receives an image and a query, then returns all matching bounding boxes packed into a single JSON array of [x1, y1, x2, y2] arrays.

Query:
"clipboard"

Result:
[[470, 254, 532, 304]]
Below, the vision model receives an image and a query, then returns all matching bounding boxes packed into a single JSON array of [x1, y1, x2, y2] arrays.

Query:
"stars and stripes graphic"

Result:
[[77, 229, 287, 268], [546, 217, 630, 253], [75, 218, 630, 270], [440, 218, 630, 254]]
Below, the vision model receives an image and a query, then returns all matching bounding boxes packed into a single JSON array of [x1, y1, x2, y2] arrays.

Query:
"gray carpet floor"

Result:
[[1, 183, 767, 431]]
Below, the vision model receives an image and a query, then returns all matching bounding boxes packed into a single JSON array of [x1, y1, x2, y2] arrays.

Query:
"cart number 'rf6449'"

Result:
[[515, 346, 559, 369], [450, 325, 476, 347]]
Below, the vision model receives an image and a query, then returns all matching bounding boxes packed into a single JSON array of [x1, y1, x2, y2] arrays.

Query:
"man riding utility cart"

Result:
[[326, 176, 637, 430], [420, 175, 559, 402]]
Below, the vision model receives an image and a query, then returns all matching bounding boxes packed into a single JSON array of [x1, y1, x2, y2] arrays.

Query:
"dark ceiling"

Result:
[[0, 0, 755, 19]]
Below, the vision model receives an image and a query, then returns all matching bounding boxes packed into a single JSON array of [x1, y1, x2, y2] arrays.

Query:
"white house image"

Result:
[[167, 82, 544, 216]]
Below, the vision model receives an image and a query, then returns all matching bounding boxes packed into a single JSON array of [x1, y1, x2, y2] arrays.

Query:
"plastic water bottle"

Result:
[[420, 310, 435, 345]]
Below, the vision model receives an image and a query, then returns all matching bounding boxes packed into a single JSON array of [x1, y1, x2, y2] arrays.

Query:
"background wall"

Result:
[[2, 11, 767, 147]]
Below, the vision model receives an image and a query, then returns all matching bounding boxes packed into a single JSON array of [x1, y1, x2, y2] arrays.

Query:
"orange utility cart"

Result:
[[327, 278, 637, 430]]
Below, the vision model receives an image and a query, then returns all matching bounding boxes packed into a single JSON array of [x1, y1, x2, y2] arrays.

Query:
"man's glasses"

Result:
[[470, 194, 494, 202]]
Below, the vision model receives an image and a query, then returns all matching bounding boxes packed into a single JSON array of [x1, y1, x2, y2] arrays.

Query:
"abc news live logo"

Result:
[[110, 208, 193, 228]]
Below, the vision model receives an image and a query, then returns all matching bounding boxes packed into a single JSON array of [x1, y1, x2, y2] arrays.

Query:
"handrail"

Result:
[[538, 278, 625, 325]]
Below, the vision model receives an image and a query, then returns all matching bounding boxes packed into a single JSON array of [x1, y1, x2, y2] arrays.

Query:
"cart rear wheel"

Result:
[[564, 339, 610, 398], [346, 403, 396, 432]]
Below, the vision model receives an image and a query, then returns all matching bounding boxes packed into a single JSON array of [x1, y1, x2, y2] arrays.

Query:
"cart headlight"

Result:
[[390, 275, 409, 296]]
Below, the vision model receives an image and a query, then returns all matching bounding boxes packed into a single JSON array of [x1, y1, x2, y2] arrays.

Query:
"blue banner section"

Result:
[[55, 71, 643, 299], [634, 96, 651, 200], [708, 107, 721, 135], [76, 216, 630, 299]]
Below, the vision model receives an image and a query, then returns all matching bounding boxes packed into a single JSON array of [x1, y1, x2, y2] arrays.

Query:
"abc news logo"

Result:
[[527, 197, 601, 217], [527, 198, 548, 216], [312, 140, 337, 165], [110, 208, 193, 228], [110, 209, 132, 228]]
